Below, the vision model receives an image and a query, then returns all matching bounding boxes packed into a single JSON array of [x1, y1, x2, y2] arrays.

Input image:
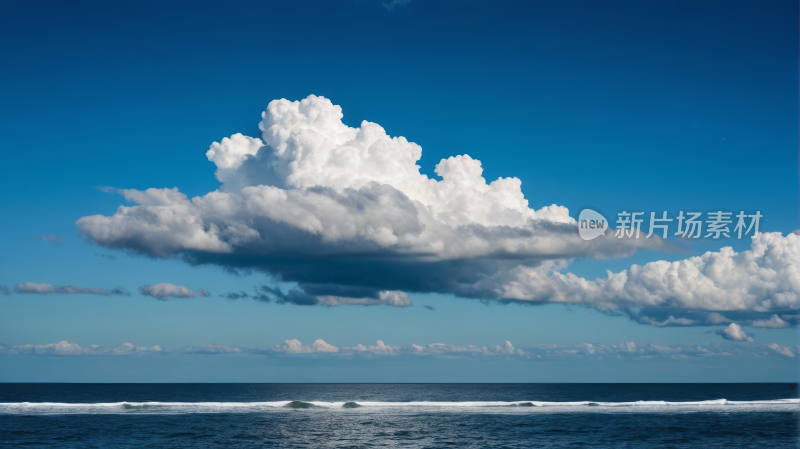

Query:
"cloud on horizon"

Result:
[[0, 341, 161, 356], [75, 95, 799, 321], [13, 282, 129, 296], [139, 283, 209, 300], [1, 339, 795, 359]]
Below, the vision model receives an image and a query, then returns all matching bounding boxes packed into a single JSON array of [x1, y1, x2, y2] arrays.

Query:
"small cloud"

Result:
[[764, 343, 795, 357], [139, 283, 196, 300], [94, 186, 118, 194], [220, 291, 249, 300], [265, 339, 340, 354], [33, 235, 64, 242], [0, 285, 9, 296], [94, 253, 117, 261], [751, 314, 788, 329], [639, 316, 694, 327], [715, 323, 753, 342], [196, 288, 211, 297], [14, 282, 128, 296], [423, 305, 436, 311]]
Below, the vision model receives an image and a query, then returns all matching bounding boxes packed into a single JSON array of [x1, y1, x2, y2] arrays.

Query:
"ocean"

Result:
[[0, 383, 798, 447]]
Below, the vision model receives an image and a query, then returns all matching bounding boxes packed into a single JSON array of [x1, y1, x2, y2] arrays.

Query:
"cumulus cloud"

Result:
[[265, 339, 340, 354], [14, 282, 129, 296], [138, 283, 208, 300], [76, 95, 797, 318], [0, 341, 161, 355], [715, 323, 754, 342]]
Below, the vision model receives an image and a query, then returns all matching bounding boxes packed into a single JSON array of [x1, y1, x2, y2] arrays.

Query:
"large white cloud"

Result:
[[76, 95, 797, 316], [483, 231, 800, 313]]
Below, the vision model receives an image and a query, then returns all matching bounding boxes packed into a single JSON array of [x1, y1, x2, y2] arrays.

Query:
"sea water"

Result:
[[0, 383, 797, 447]]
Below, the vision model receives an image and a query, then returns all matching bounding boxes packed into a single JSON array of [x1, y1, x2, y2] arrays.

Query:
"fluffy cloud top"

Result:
[[716, 323, 754, 342], [14, 282, 128, 296], [76, 95, 798, 316], [267, 339, 340, 354], [139, 283, 208, 300]]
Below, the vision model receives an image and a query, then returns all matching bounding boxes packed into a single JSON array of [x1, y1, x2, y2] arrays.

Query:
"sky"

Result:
[[0, 0, 798, 382]]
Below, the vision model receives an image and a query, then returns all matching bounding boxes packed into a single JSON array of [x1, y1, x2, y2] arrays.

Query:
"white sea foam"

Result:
[[0, 399, 798, 415]]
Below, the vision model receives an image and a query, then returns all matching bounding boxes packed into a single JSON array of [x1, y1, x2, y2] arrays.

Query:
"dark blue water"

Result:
[[1, 383, 797, 447]]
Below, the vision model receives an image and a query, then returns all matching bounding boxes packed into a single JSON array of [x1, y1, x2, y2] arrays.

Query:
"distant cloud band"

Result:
[[139, 283, 210, 300], [13, 282, 128, 296], [1, 339, 795, 359]]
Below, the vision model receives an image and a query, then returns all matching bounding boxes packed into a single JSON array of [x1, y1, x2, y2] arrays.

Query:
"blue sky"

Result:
[[0, 0, 797, 382]]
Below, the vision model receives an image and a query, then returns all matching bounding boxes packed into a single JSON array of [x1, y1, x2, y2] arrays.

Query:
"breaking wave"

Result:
[[0, 399, 798, 415]]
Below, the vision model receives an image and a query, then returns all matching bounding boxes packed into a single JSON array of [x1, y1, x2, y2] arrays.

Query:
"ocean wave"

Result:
[[1, 399, 798, 415]]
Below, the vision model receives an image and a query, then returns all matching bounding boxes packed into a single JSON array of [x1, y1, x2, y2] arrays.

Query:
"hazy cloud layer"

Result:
[[179, 343, 241, 354], [139, 283, 209, 300], [13, 282, 129, 296], [0, 286, 9, 296], [0, 341, 161, 355], [383, 0, 411, 11], [34, 234, 64, 242], [764, 343, 795, 357], [76, 95, 797, 318]]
